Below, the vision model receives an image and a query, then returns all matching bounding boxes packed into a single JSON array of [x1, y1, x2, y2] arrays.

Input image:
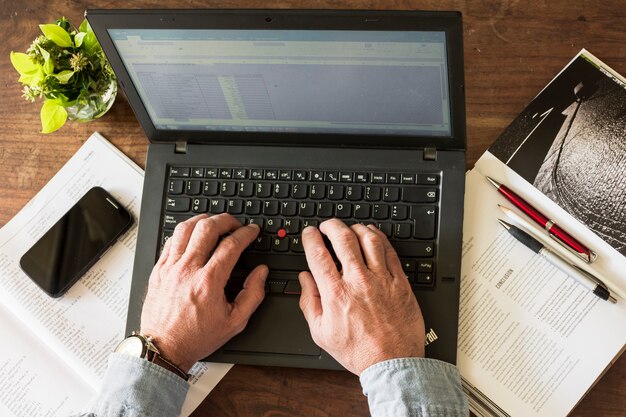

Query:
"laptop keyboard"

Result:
[[163, 166, 439, 297]]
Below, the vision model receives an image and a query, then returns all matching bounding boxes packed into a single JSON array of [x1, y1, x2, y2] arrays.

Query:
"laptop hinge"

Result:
[[175, 140, 187, 154], [424, 147, 437, 161]]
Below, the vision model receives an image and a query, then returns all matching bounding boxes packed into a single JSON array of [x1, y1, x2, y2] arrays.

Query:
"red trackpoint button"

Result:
[[277, 228, 287, 239]]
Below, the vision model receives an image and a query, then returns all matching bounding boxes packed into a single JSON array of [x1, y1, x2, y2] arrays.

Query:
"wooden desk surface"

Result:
[[2, 1, 625, 416]]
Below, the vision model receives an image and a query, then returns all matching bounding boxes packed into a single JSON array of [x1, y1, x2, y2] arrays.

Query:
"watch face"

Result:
[[115, 336, 145, 357]]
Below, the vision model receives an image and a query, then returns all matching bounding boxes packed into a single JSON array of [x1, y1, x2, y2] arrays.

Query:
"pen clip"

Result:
[[548, 232, 597, 263]]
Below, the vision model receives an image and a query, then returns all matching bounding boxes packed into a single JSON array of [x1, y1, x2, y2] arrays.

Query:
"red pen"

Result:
[[486, 177, 596, 263]]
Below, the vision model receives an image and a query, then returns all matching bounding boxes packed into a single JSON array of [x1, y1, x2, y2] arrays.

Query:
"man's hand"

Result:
[[140, 213, 268, 373], [299, 219, 426, 375]]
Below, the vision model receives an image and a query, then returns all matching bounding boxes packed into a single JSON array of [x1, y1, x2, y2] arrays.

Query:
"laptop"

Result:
[[87, 9, 466, 369]]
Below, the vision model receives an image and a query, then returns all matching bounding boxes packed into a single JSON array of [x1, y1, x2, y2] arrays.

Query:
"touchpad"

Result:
[[224, 296, 321, 356]]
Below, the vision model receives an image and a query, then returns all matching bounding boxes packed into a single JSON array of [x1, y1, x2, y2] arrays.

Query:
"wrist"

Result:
[[115, 332, 191, 380]]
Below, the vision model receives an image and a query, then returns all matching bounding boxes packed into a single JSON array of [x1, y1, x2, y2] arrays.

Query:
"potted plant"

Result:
[[10, 17, 116, 133]]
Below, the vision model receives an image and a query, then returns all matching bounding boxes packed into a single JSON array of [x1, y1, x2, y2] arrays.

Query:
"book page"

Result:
[[459, 167, 626, 417], [0, 290, 93, 416], [0, 133, 143, 390]]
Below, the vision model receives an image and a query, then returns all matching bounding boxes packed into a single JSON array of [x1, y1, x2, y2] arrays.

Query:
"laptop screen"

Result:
[[108, 29, 451, 137]]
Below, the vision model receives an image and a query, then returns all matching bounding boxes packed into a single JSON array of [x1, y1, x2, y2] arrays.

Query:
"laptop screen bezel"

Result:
[[87, 9, 466, 150]]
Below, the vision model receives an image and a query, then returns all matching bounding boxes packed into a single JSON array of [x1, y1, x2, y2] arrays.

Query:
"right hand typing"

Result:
[[298, 219, 426, 375]]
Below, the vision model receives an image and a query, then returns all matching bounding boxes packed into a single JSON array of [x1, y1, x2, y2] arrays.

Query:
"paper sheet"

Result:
[[0, 132, 231, 417]]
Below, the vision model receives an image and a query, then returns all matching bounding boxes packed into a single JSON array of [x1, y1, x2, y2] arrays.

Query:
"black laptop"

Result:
[[87, 9, 466, 369]]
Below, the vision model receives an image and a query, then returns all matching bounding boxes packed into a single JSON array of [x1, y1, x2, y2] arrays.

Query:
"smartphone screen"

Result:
[[19, 187, 133, 297]]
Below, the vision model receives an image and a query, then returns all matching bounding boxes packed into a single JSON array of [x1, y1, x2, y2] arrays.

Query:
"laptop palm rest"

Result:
[[224, 296, 321, 356]]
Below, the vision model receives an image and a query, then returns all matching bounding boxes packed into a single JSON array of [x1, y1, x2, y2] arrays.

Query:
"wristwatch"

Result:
[[115, 331, 190, 381]]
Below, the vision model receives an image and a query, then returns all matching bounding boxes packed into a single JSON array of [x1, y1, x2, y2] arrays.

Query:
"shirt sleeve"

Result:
[[82, 353, 190, 417], [359, 357, 468, 417]]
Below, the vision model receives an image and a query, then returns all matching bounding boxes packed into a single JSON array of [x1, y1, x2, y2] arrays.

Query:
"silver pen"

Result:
[[498, 219, 616, 303]]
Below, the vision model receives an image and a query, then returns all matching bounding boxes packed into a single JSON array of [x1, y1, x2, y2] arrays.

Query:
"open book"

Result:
[[459, 50, 626, 417], [0, 133, 231, 417]]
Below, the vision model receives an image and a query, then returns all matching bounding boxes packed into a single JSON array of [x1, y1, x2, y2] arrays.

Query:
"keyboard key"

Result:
[[186, 180, 202, 195], [274, 183, 290, 198], [279, 170, 292, 180], [166, 197, 190, 212], [264, 170, 278, 180], [302, 219, 319, 228], [284, 280, 302, 295], [170, 167, 190, 178], [416, 174, 439, 185], [238, 182, 254, 197], [247, 217, 264, 229], [364, 186, 381, 201], [253, 235, 271, 251], [192, 198, 208, 213], [394, 223, 412, 239], [283, 219, 300, 234], [325, 171, 339, 182], [263, 201, 279, 216], [335, 203, 351, 218], [265, 218, 282, 233], [390, 241, 434, 257], [219, 181, 236, 196], [205, 168, 218, 178], [272, 237, 290, 252], [251, 169, 263, 180], [294, 170, 307, 181], [317, 202, 334, 218], [354, 203, 371, 219], [163, 214, 192, 229], [311, 171, 325, 181], [386, 173, 400, 184], [376, 222, 393, 237], [292, 183, 307, 199], [227, 199, 243, 214], [383, 186, 400, 202], [402, 187, 438, 203], [328, 184, 344, 200], [401, 173, 415, 184], [208, 198, 226, 214], [369, 173, 383, 184], [340, 172, 354, 182], [245, 200, 261, 215], [219, 168, 232, 179], [355, 173, 368, 183], [168, 180, 184, 195], [346, 185, 362, 201], [256, 183, 272, 198], [411, 206, 437, 239], [417, 261, 433, 272], [234, 169, 247, 179], [281, 201, 297, 216], [372, 204, 389, 220], [203, 181, 219, 196], [401, 259, 416, 272], [310, 184, 326, 199], [416, 273, 434, 284], [391, 205, 408, 220], [192, 168, 205, 178], [298, 201, 315, 217], [291, 236, 304, 253]]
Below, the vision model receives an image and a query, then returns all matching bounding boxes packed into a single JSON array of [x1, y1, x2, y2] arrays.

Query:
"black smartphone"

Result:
[[19, 186, 133, 297]]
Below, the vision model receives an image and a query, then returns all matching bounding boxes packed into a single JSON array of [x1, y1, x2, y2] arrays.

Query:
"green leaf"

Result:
[[43, 57, 54, 74], [79, 18, 91, 34], [10, 52, 39, 75], [82, 31, 98, 52], [39, 24, 72, 47], [53, 70, 74, 84], [40, 99, 68, 133], [74, 32, 86, 47]]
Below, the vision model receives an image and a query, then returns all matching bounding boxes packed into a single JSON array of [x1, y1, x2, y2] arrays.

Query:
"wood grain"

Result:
[[1, 1, 624, 416]]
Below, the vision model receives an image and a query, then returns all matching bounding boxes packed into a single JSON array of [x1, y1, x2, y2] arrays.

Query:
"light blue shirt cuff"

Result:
[[85, 353, 189, 417], [360, 357, 468, 417]]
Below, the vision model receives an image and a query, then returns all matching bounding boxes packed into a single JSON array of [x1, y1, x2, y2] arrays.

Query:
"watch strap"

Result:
[[148, 350, 190, 381]]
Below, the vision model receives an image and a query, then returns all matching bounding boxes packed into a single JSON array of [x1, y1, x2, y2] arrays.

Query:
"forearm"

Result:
[[360, 357, 468, 417], [83, 353, 189, 417]]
